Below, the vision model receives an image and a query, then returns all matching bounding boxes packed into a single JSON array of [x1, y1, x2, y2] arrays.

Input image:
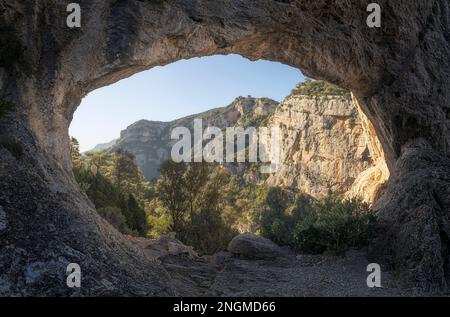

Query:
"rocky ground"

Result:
[[137, 235, 415, 297]]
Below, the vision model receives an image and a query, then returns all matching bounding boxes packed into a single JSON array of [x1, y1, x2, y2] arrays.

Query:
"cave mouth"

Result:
[[68, 54, 389, 255], [3, 0, 447, 295]]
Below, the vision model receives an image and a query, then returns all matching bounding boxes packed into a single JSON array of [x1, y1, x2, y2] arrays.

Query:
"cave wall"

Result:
[[1, 0, 449, 294]]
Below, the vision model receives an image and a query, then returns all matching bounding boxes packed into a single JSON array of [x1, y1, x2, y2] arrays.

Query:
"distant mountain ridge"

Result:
[[87, 139, 118, 153]]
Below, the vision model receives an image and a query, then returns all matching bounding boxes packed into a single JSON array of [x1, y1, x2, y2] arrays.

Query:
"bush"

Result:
[[119, 194, 147, 236], [260, 193, 374, 255], [97, 206, 131, 234], [292, 197, 374, 254], [291, 79, 351, 99], [147, 213, 172, 238], [71, 139, 150, 237], [259, 187, 295, 245], [179, 208, 238, 255]]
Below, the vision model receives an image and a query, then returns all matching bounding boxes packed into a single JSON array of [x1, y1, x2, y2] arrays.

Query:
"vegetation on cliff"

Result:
[[291, 79, 351, 98]]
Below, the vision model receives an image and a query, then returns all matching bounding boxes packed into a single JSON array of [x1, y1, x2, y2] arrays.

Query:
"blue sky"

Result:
[[70, 54, 304, 152]]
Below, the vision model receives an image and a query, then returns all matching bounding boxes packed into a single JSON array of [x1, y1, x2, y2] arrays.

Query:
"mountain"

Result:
[[107, 97, 278, 180], [93, 88, 388, 204], [87, 139, 118, 153]]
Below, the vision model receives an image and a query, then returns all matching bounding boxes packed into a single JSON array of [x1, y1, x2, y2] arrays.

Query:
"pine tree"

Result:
[[70, 137, 83, 169], [113, 149, 139, 195]]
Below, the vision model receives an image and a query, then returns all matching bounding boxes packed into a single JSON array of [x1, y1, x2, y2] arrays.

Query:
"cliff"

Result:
[[101, 90, 388, 204], [263, 92, 389, 202]]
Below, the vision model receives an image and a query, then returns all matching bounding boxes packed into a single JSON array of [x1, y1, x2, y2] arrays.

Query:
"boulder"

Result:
[[144, 236, 198, 259], [227, 234, 286, 259]]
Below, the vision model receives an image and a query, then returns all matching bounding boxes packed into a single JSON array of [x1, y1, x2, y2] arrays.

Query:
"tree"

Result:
[[183, 161, 210, 218], [97, 206, 130, 234], [85, 150, 114, 177], [120, 193, 147, 236], [291, 79, 351, 98], [156, 160, 188, 233], [259, 187, 293, 245], [113, 149, 139, 195], [70, 137, 83, 169], [111, 149, 150, 203], [180, 166, 237, 253], [70, 143, 150, 237]]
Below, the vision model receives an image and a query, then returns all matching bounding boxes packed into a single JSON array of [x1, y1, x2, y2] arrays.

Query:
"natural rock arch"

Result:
[[0, 0, 449, 295]]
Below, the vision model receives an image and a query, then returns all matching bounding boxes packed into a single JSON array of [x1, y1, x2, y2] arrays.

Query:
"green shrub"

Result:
[[71, 138, 150, 237], [259, 187, 294, 245], [97, 206, 131, 234], [147, 213, 172, 238], [119, 193, 147, 236], [291, 79, 351, 99], [179, 208, 238, 255], [260, 193, 373, 255], [292, 197, 374, 255]]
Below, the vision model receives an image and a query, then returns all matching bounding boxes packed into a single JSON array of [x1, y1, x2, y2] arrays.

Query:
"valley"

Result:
[[89, 81, 388, 205]]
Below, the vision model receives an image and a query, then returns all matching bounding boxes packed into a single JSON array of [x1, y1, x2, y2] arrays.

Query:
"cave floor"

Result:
[[147, 246, 416, 297]]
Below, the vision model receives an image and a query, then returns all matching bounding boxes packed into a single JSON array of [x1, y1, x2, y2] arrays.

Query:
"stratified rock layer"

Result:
[[264, 93, 389, 202], [1, 0, 449, 295]]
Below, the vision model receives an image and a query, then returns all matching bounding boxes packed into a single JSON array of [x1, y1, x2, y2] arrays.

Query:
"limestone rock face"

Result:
[[112, 120, 171, 180], [1, 0, 450, 295], [345, 99, 390, 203], [0, 144, 174, 296], [369, 145, 450, 293], [264, 93, 388, 202], [228, 234, 287, 259], [345, 161, 389, 204]]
